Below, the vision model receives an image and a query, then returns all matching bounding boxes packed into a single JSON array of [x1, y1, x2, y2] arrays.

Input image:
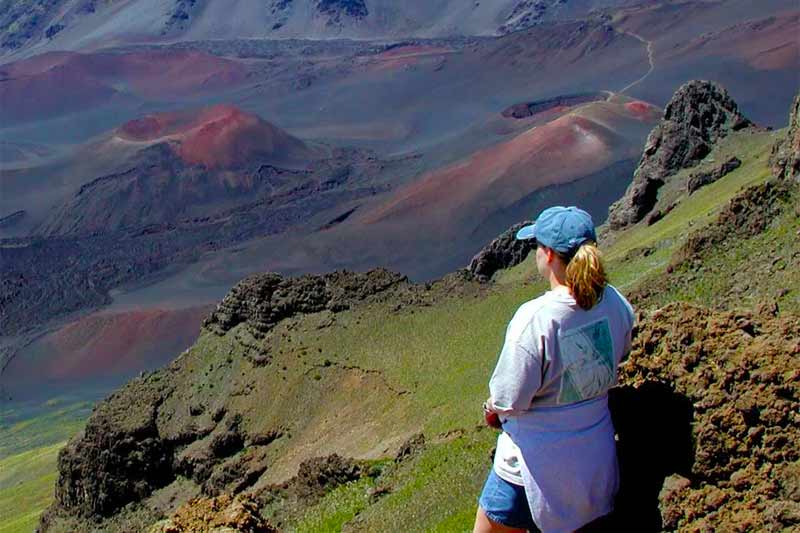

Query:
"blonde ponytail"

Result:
[[564, 242, 607, 310]]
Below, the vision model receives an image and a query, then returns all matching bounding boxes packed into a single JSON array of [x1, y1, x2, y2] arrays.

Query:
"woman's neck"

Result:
[[548, 271, 568, 291]]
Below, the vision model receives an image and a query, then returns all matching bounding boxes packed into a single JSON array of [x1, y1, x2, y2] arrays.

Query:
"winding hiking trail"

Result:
[[619, 30, 655, 94]]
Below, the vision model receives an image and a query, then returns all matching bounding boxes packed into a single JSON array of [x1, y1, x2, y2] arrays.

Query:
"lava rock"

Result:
[[149, 493, 277, 533], [620, 303, 800, 531], [294, 454, 362, 502], [467, 221, 535, 282], [203, 268, 407, 335], [50, 376, 176, 518], [687, 156, 742, 194], [770, 92, 800, 181], [608, 81, 751, 229]]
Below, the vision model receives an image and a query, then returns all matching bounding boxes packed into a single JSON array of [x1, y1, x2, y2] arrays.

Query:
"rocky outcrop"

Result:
[[673, 179, 793, 270], [770, 92, 800, 181], [316, 0, 368, 23], [50, 375, 176, 518], [203, 268, 407, 336], [467, 221, 535, 282], [619, 303, 800, 531], [149, 494, 277, 533], [164, 0, 199, 32], [686, 156, 741, 194], [294, 454, 363, 502], [608, 81, 752, 229]]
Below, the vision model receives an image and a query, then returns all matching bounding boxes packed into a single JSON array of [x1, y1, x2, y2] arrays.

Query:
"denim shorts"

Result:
[[478, 469, 540, 532]]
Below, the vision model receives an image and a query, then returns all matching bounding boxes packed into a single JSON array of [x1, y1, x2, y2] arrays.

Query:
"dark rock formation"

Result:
[[467, 221, 535, 282], [294, 454, 362, 502], [686, 156, 741, 194], [51, 376, 175, 518], [770, 92, 800, 181], [164, 0, 199, 32], [608, 81, 752, 229], [316, 0, 368, 23], [645, 202, 676, 226], [203, 269, 407, 336], [395, 432, 426, 462]]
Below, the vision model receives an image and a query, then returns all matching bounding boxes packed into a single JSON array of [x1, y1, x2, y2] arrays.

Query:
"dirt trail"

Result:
[[618, 30, 655, 94]]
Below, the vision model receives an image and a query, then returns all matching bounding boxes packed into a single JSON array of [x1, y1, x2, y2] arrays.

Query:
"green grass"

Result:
[[289, 430, 495, 532], [289, 476, 377, 532], [0, 442, 63, 533], [0, 401, 90, 460], [644, 189, 800, 312], [0, 399, 90, 532]]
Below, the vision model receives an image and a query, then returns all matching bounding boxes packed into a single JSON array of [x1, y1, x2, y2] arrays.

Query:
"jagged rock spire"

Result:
[[608, 80, 751, 229]]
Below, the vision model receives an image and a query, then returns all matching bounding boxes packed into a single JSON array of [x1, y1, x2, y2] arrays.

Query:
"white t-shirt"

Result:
[[488, 285, 635, 532]]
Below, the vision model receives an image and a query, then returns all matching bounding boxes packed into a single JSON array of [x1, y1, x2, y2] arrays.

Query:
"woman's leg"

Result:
[[473, 505, 528, 533]]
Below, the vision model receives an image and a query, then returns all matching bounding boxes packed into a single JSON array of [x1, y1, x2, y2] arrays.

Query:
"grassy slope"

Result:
[[0, 399, 89, 533], [4, 127, 795, 531], [0, 443, 63, 533], [277, 127, 796, 531]]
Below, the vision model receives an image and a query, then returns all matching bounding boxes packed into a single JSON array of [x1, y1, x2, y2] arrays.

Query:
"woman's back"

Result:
[[489, 284, 634, 414]]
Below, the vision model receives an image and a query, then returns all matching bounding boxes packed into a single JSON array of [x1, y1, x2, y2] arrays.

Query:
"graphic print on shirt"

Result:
[[557, 317, 614, 404]]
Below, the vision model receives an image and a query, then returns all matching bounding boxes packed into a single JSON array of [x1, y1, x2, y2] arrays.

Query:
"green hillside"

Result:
[[0, 400, 89, 533], [265, 129, 799, 531], [7, 124, 798, 532]]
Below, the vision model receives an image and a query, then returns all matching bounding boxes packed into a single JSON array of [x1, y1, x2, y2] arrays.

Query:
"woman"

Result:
[[474, 206, 635, 533]]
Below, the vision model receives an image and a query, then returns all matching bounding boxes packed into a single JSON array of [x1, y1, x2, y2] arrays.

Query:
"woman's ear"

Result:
[[545, 247, 557, 264]]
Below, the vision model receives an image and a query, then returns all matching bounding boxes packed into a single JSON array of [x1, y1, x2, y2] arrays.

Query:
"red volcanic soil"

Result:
[[378, 45, 452, 58], [366, 44, 452, 72], [116, 104, 313, 168], [112, 50, 247, 99], [624, 100, 662, 121], [5, 306, 212, 387], [673, 12, 800, 71], [178, 105, 307, 168], [0, 49, 247, 124], [0, 52, 116, 124], [362, 105, 638, 227], [117, 113, 183, 141]]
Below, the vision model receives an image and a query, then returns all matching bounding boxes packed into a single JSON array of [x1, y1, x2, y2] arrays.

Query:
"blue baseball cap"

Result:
[[515, 206, 597, 254]]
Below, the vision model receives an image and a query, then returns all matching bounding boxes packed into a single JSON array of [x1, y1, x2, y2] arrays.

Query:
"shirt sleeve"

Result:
[[619, 289, 636, 363], [488, 310, 543, 416]]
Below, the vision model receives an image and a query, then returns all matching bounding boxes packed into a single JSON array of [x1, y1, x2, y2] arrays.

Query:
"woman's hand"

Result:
[[483, 399, 502, 429]]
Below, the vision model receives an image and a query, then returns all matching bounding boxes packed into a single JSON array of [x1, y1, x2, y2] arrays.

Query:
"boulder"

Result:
[[149, 494, 276, 533]]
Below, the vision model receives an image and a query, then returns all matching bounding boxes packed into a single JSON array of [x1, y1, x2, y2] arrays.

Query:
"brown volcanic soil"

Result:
[[360, 100, 653, 230], [0, 50, 247, 124], [669, 12, 800, 72], [1, 305, 211, 400], [149, 494, 277, 533], [618, 303, 800, 531]]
